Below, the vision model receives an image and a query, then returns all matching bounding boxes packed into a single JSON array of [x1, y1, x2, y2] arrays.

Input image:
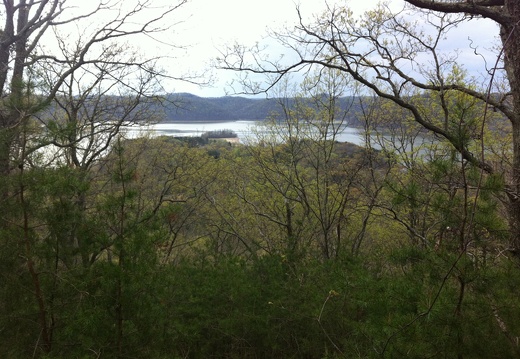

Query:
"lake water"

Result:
[[124, 120, 365, 145]]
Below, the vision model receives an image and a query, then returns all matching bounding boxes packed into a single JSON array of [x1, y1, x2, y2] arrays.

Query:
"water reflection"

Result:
[[124, 120, 365, 145]]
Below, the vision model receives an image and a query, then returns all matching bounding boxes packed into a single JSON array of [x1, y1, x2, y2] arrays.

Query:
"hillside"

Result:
[[161, 93, 365, 126]]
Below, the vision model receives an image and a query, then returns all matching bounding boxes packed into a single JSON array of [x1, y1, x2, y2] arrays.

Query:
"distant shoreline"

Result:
[[159, 119, 265, 124]]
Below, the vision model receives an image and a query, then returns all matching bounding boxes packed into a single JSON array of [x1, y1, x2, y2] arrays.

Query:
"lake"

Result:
[[124, 120, 365, 145]]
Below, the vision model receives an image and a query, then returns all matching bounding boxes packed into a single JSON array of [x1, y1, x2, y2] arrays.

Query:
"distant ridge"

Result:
[[161, 93, 364, 126]]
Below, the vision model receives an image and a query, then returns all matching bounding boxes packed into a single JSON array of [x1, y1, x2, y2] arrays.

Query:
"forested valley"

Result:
[[3, 90, 519, 358], [162, 92, 365, 125], [2, 0, 520, 358]]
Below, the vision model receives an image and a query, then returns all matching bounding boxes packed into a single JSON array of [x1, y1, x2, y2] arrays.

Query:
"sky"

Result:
[[64, 0, 501, 97], [171, 0, 391, 96]]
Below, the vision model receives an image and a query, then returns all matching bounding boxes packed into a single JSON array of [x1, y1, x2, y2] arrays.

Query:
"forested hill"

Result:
[[162, 93, 365, 126]]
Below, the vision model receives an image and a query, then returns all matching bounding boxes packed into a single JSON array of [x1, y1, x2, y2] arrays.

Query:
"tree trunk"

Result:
[[502, 0, 520, 256], [0, 1, 29, 179], [508, 119, 520, 256]]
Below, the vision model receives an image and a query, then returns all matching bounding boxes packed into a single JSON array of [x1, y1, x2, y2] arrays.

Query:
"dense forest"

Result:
[[163, 93, 365, 125], [2, 89, 519, 358], [2, 1, 520, 358]]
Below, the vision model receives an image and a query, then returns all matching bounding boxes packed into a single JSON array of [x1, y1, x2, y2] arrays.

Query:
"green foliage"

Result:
[[3, 0, 518, 357], [1, 116, 517, 358]]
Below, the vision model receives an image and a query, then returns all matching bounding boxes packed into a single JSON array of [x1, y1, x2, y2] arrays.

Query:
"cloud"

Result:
[[167, 0, 502, 96]]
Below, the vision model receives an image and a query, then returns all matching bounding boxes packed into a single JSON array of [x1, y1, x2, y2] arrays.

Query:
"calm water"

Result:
[[124, 120, 365, 145]]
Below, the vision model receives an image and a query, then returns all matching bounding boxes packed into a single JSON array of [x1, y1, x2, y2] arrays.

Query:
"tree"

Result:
[[203, 71, 386, 262], [247, 74, 374, 260], [218, 0, 520, 257], [0, 1, 194, 355], [217, 2, 520, 355], [0, 0, 189, 179], [404, 0, 520, 256]]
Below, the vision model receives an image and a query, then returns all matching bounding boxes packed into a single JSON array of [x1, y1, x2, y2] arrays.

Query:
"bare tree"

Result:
[[218, 1, 520, 256], [0, 1, 193, 354], [0, 0, 191, 178]]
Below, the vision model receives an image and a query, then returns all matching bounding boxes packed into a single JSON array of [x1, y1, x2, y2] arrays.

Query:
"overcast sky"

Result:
[[71, 0, 501, 97], [172, 0, 390, 96]]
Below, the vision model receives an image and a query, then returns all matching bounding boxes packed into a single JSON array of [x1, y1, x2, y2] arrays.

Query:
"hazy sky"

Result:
[[167, 0, 500, 97], [173, 0, 388, 96], [65, 0, 501, 97]]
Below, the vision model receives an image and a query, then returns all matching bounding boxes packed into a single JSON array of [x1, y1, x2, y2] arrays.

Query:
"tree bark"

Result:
[[500, 0, 520, 255]]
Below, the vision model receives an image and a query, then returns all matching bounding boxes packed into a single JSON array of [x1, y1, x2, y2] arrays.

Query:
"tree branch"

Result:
[[404, 0, 509, 25]]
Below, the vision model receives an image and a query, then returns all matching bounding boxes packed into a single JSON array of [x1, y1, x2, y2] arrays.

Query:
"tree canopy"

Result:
[[2, 1, 520, 358], [218, 0, 520, 257]]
